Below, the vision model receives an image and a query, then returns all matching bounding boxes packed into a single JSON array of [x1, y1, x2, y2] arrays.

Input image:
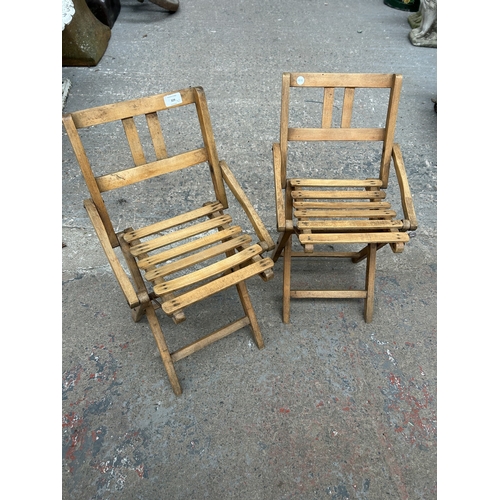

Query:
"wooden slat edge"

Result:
[[288, 128, 385, 142], [299, 232, 409, 245], [289, 73, 396, 88], [297, 220, 404, 230], [124, 201, 223, 241], [137, 226, 242, 269], [67, 88, 197, 128], [130, 214, 232, 256], [290, 178, 382, 187], [146, 235, 252, 281], [153, 244, 263, 295], [160, 258, 274, 314], [96, 148, 208, 192]]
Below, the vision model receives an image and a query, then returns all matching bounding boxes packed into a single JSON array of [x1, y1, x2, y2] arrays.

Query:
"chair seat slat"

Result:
[[129, 215, 232, 256], [136, 226, 242, 269], [160, 258, 274, 315], [153, 244, 264, 295], [294, 209, 396, 219], [292, 190, 386, 200], [297, 220, 404, 231], [298, 232, 409, 245], [291, 178, 383, 188], [145, 234, 253, 281], [124, 202, 223, 241], [293, 201, 391, 210]]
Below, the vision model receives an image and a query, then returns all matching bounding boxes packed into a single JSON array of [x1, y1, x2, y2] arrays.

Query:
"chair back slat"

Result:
[[279, 73, 402, 188], [288, 128, 385, 142], [289, 73, 395, 88], [146, 112, 168, 160], [63, 86, 228, 245], [122, 117, 147, 166], [321, 88, 334, 128], [95, 148, 209, 192], [340, 88, 355, 128], [69, 88, 197, 128]]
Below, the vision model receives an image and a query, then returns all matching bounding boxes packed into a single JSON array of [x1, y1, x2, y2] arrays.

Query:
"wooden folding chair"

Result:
[[63, 87, 274, 395], [272, 73, 417, 323]]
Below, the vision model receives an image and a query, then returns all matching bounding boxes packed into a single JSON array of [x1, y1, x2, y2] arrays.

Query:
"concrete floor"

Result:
[[62, 1, 437, 498]]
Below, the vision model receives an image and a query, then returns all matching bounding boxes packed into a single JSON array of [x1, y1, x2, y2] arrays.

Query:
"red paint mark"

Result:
[[342, 406, 350, 411], [388, 373, 435, 445], [135, 464, 145, 478], [62, 412, 83, 429], [279, 407, 290, 414], [316, 401, 324, 408], [62, 413, 86, 466], [120, 342, 129, 349]]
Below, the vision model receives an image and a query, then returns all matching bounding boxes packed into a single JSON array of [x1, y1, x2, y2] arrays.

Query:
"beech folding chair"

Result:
[[63, 87, 274, 395], [272, 73, 417, 323]]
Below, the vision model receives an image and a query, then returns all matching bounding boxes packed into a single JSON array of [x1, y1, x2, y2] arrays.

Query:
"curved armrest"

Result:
[[219, 160, 275, 251], [392, 144, 418, 231], [84, 199, 141, 308]]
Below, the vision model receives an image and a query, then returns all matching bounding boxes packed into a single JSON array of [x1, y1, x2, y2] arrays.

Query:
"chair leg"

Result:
[[272, 230, 292, 263], [283, 234, 292, 323], [131, 302, 147, 323], [144, 304, 183, 396], [364, 243, 377, 323], [236, 281, 265, 349]]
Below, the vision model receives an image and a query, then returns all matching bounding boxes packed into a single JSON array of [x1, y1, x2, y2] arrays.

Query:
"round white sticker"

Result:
[[297, 76, 305, 85]]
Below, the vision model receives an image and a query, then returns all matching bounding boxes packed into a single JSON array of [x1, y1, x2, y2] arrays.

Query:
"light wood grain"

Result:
[[63, 86, 275, 395], [272, 72, 416, 323]]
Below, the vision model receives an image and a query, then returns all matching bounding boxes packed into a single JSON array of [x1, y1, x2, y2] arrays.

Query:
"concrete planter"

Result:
[[62, 0, 111, 67]]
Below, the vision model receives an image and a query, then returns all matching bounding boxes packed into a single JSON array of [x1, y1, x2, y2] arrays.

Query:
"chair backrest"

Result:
[[62, 87, 229, 248], [278, 73, 402, 189]]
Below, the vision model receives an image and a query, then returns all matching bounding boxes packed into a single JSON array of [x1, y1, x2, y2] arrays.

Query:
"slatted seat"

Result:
[[272, 73, 417, 323], [63, 86, 275, 395]]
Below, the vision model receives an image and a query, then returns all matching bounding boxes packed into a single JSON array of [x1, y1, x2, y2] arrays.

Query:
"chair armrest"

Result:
[[391, 144, 418, 231], [84, 199, 141, 308], [219, 160, 276, 251], [273, 143, 287, 232]]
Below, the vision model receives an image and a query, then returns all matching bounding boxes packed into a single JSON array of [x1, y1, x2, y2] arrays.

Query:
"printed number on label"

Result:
[[164, 92, 183, 107]]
